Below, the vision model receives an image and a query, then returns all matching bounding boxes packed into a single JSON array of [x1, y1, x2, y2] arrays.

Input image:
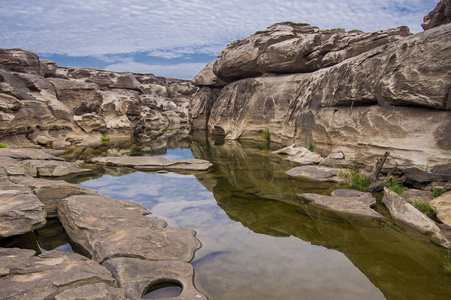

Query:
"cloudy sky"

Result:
[[1, 0, 439, 79]]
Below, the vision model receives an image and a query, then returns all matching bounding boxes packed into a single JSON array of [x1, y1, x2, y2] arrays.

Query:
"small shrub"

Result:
[[339, 168, 370, 192], [0, 143, 8, 148], [387, 177, 407, 195], [260, 128, 270, 141], [433, 188, 444, 198], [414, 201, 438, 217], [100, 135, 110, 142], [444, 248, 451, 274], [308, 143, 314, 152]]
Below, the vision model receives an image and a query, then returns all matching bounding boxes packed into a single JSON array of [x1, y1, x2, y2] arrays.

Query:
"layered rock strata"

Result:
[[191, 21, 451, 184], [0, 48, 197, 146], [422, 0, 451, 30]]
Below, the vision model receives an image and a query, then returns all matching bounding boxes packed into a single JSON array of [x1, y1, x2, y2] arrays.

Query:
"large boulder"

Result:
[[212, 22, 410, 82], [422, 0, 451, 30], [430, 191, 451, 226], [0, 48, 40, 75]]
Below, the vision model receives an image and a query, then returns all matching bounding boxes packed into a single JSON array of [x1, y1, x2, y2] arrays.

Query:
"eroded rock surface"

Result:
[[430, 191, 451, 226], [0, 248, 120, 300], [103, 258, 208, 300], [286, 165, 346, 183], [58, 194, 201, 264], [299, 193, 383, 218], [273, 145, 323, 165], [422, 0, 451, 30], [0, 168, 46, 238], [92, 155, 213, 172]]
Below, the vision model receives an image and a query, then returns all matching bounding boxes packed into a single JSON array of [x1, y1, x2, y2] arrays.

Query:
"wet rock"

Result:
[[0, 168, 46, 238], [331, 189, 376, 207], [58, 194, 201, 264], [0, 248, 120, 300], [10, 176, 98, 217], [92, 156, 213, 172], [299, 193, 383, 218], [382, 187, 440, 235], [103, 257, 207, 300], [430, 191, 451, 227], [286, 165, 346, 183], [422, 0, 451, 30]]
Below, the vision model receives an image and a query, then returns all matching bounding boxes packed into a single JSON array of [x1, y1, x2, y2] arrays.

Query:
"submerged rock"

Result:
[[0, 248, 121, 300], [92, 155, 213, 172], [331, 189, 376, 207]]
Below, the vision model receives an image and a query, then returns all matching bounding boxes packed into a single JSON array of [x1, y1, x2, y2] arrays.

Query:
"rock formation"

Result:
[[422, 0, 451, 30], [190, 20, 451, 185], [0, 48, 198, 146]]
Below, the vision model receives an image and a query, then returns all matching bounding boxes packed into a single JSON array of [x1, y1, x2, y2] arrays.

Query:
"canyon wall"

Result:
[[0, 48, 197, 146], [190, 19, 451, 183]]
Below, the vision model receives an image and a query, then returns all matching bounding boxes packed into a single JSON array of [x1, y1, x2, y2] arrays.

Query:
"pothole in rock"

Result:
[[143, 281, 183, 299]]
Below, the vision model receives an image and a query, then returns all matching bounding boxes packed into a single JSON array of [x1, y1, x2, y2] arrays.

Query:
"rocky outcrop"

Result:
[[213, 22, 410, 82], [430, 191, 451, 226], [0, 48, 198, 146], [273, 144, 323, 165], [422, 0, 451, 30], [191, 21, 451, 184], [0, 248, 123, 300], [286, 165, 347, 183], [91, 156, 213, 172]]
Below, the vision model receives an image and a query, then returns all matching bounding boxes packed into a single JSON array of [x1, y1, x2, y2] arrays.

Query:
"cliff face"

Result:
[[0, 48, 197, 146], [190, 20, 451, 182]]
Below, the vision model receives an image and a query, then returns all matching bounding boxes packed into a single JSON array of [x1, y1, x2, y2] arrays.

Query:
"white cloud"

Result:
[[104, 61, 209, 79], [0, 0, 438, 58]]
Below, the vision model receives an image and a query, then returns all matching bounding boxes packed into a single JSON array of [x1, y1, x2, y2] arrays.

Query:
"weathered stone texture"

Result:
[[422, 0, 451, 30]]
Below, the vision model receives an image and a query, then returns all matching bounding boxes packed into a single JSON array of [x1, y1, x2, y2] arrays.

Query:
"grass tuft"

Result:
[[339, 168, 370, 192], [0, 143, 8, 148], [414, 201, 438, 218], [260, 128, 270, 141], [308, 143, 314, 152], [433, 188, 444, 198], [387, 177, 407, 195], [444, 248, 451, 274], [100, 135, 111, 142]]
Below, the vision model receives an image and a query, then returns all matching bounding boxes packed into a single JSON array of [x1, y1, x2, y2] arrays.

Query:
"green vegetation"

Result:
[[414, 201, 438, 218], [444, 248, 451, 274], [387, 177, 407, 195], [380, 221, 393, 229], [0, 143, 8, 148], [308, 143, 314, 152], [100, 135, 111, 142], [260, 128, 270, 141], [433, 188, 444, 198], [339, 168, 371, 192]]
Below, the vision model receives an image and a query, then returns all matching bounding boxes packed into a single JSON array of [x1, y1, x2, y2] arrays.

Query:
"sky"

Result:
[[0, 0, 439, 79]]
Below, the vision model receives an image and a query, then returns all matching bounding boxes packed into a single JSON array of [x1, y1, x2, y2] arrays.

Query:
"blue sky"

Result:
[[0, 0, 439, 79]]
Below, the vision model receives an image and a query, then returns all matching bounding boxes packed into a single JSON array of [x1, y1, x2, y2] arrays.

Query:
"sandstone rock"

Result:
[[10, 176, 98, 217], [0, 248, 120, 300], [55, 283, 125, 300], [92, 156, 213, 172], [58, 194, 201, 263], [382, 187, 440, 235], [430, 191, 451, 226], [193, 61, 227, 87], [331, 189, 377, 207], [299, 193, 383, 218], [34, 135, 53, 146], [74, 113, 107, 133], [213, 22, 410, 82], [402, 189, 434, 205], [20, 159, 91, 177], [273, 145, 323, 165], [286, 165, 346, 183], [0, 48, 40, 74], [422, 0, 451, 30], [39, 60, 58, 77], [103, 258, 207, 300], [0, 168, 46, 238]]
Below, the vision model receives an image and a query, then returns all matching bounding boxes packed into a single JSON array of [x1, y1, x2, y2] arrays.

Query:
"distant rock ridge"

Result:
[[190, 5, 451, 184], [0, 48, 198, 146], [422, 0, 451, 30]]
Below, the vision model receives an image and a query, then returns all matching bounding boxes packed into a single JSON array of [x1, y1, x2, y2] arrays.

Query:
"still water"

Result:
[[3, 135, 451, 299]]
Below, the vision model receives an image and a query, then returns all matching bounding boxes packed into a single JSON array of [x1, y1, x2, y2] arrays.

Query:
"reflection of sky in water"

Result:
[[80, 149, 384, 300]]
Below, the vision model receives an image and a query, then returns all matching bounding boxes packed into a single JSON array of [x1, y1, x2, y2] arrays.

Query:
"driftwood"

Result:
[[368, 152, 397, 192]]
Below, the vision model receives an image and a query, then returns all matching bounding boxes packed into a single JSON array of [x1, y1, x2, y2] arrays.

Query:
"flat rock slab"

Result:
[[430, 191, 451, 227], [273, 145, 323, 165], [299, 193, 384, 219], [383, 187, 440, 235], [58, 194, 201, 264], [286, 165, 346, 183], [331, 189, 377, 207], [10, 176, 98, 217], [0, 248, 121, 300], [103, 257, 208, 300], [92, 156, 213, 172], [0, 168, 46, 238]]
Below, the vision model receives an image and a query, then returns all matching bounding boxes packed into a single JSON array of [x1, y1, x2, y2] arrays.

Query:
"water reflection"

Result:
[[76, 134, 451, 300]]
